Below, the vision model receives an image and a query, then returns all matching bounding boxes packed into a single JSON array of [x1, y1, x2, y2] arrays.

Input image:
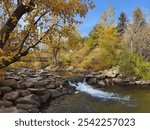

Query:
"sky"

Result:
[[78, 0, 150, 37]]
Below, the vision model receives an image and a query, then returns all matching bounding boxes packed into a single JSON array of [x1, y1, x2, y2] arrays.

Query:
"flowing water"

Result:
[[46, 72, 150, 113]]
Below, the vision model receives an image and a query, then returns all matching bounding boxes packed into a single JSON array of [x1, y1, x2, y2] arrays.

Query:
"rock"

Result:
[[105, 79, 111, 86], [38, 80, 49, 86], [55, 79, 65, 87], [135, 81, 142, 85], [95, 74, 106, 79], [15, 94, 41, 107], [0, 107, 19, 113], [103, 67, 120, 78], [5, 76, 20, 81], [0, 100, 13, 107], [22, 82, 35, 88], [3, 91, 20, 101], [46, 84, 56, 89], [0, 87, 12, 94], [0, 79, 17, 88], [66, 66, 74, 71], [141, 80, 150, 85], [87, 78, 97, 85], [26, 77, 43, 83], [28, 88, 46, 95], [38, 91, 51, 103], [112, 78, 122, 84], [16, 104, 39, 113], [97, 80, 105, 87], [112, 78, 129, 84], [128, 82, 136, 85], [86, 74, 94, 78], [19, 90, 31, 97], [48, 89, 63, 98]]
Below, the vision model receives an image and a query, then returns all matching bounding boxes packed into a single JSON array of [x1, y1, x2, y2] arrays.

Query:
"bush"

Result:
[[119, 49, 150, 79]]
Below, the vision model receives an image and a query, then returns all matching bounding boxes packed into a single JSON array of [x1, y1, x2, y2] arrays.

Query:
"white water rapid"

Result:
[[69, 80, 130, 101]]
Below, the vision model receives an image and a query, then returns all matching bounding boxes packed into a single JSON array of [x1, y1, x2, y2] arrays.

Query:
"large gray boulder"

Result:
[[15, 94, 41, 107], [0, 100, 13, 108], [3, 91, 20, 101], [19, 90, 31, 97], [0, 87, 12, 94]]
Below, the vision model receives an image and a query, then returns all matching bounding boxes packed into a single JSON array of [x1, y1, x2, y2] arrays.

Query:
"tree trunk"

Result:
[[0, 0, 35, 49]]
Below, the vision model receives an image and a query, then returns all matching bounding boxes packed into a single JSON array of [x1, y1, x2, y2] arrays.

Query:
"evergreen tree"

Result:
[[116, 12, 127, 36]]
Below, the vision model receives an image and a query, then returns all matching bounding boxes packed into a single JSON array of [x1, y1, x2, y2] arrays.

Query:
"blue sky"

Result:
[[78, 0, 150, 36]]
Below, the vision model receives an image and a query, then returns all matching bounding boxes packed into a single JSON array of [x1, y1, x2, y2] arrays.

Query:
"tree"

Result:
[[133, 8, 145, 28], [0, 0, 94, 69], [116, 12, 127, 36]]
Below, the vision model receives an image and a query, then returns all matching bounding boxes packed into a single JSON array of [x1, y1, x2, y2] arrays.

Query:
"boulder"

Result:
[[0, 100, 13, 107], [22, 82, 35, 88], [28, 88, 46, 95], [0, 87, 12, 94], [46, 84, 56, 89], [3, 91, 20, 101], [26, 77, 43, 83], [0, 107, 19, 113], [97, 80, 105, 87], [87, 78, 97, 85], [38, 91, 51, 103], [112, 78, 122, 84], [0, 79, 17, 88], [54, 79, 66, 87], [19, 90, 31, 97], [38, 80, 49, 86], [112, 78, 129, 84], [16, 104, 39, 113], [141, 80, 150, 85], [48, 89, 63, 98], [5, 76, 20, 81], [135, 81, 142, 85], [15, 94, 41, 107]]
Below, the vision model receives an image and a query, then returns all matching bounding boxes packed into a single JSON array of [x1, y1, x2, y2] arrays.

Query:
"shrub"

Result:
[[119, 49, 150, 79]]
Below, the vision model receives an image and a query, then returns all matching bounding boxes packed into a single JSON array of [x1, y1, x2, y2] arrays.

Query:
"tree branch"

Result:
[[0, 0, 35, 49]]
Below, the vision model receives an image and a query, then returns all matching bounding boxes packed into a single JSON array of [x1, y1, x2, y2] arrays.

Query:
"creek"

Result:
[[45, 72, 150, 113]]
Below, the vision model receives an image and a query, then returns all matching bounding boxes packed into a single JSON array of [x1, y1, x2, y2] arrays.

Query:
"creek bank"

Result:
[[0, 68, 75, 113], [85, 67, 150, 88]]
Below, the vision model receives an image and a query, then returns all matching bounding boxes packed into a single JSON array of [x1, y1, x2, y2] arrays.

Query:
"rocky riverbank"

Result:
[[85, 67, 150, 87], [0, 68, 75, 113]]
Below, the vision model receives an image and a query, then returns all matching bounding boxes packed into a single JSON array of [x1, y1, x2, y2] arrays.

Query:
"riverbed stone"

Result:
[[48, 89, 63, 98], [15, 94, 41, 107], [0, 107, 19, 113], [16, 104, 39, 113], [46, 84, 56, 89], [3, 91, 20, 101], [38, 91, 51, 103], [5, 75, 20, 81], [28, 88, 46, 95], [0, 100, 13, 107], [19, 90, 31, 97], [141, 80, 150, 85], [0, 87, 12, 94], [26, 77, 43, 83], [2, 79, 17, 88], [22, 82, 35, 88], [87, 78, 97, 85], [38, 80, 49, 86], [97, 80, 105, 87]]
